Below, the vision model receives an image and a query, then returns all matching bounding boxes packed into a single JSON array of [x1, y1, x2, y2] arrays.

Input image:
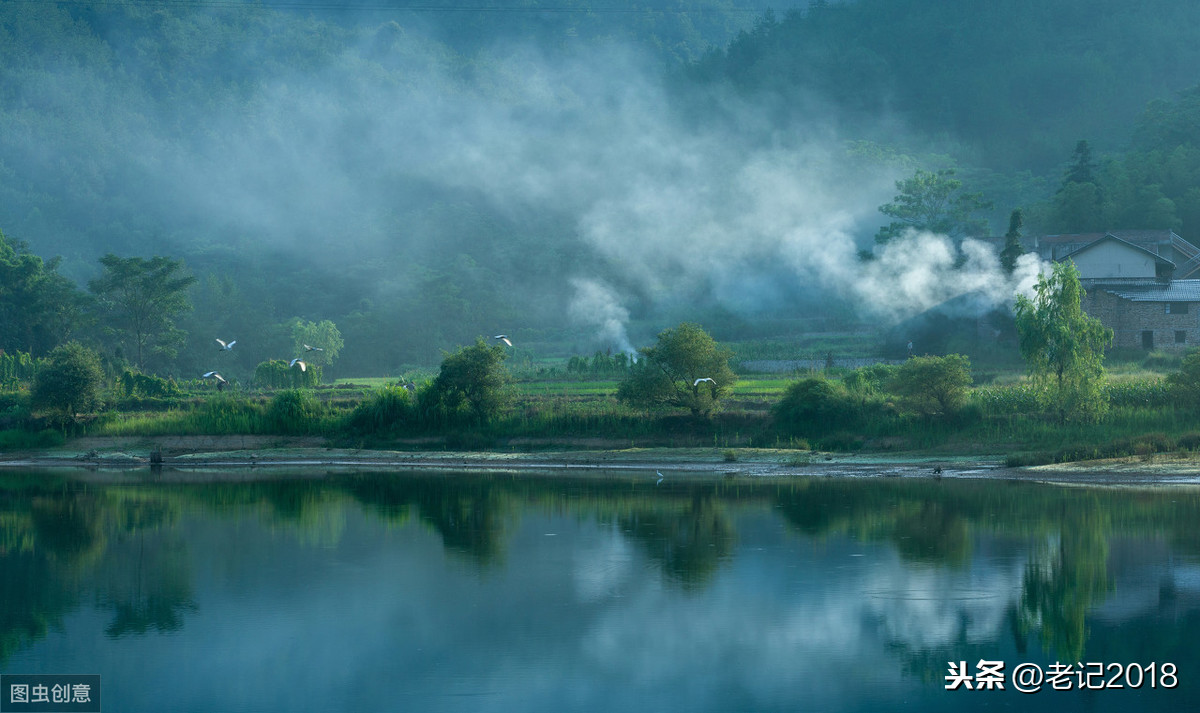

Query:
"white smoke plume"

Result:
[[567, 277, 638, 358]]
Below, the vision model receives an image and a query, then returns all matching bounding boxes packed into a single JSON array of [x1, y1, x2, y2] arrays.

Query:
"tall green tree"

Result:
[[1013, 262, 1113, 422], [1000, 208, 1025, 274], [875, 168, 993, 243], [88, 255, 196, 372], [617, 322, 736, 416], [290, 318, 344, 368], [0, 229, 86, 356]]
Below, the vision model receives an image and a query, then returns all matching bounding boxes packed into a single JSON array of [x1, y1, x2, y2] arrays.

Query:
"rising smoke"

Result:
[[1, 7, 1047, 357]]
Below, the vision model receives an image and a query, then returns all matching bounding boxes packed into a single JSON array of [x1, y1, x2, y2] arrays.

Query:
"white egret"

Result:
[[216, 339, 236, 351], [202, 371, 227, 383], [493, 335, 513, 347], [693, 377, 715, 386], [289, 358, 307, 372], [656, 470, 664, 485]]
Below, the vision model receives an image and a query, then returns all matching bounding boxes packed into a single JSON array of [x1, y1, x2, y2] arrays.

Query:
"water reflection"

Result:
[[1, 470, 1198, 710]]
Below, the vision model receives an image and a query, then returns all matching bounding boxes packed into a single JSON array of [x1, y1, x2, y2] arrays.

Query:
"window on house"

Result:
[[1177, 331, 1188, 344], [1143, 331, 1155, 349], [1167, 302, 1190, 314]]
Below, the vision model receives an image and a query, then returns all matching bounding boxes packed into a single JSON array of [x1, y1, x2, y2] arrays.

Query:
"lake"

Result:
[[1, 467, 1198, 711]]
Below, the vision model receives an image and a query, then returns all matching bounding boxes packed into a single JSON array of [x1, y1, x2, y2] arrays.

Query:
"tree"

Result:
[[88, 255, 196, 372], [889, 354, 972, 417], [425, 338, 510, 423], [1000, 208, 1025, 274], [874, 168, 993, 244], [1061, 139, 1098, 190], [1014, 262, 1113, 421], [290, 318, 344, 368], [1167, 349, 1200, 405], [617, 323, 736, 416], [31, 341, 104, 425], [0, 229, 87, 356]]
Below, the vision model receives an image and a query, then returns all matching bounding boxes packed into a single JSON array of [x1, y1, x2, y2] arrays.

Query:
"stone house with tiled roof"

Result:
[[1035, 230, 1200, 350], [968, 229, 1200, 350]]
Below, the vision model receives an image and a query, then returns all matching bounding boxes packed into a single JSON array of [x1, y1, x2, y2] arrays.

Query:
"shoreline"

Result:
[[5, 435, 1200, 485]]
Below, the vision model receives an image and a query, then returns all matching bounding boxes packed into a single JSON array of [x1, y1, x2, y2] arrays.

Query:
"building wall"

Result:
[[1070, 242, 1159, 279], [1082, 290, 1200, 350]]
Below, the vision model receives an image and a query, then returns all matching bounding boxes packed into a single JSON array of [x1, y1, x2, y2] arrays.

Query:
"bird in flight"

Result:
[[304, 344, 323, 352], [693, 377, 715, 386], [202, 371, 227, 383], [289, 358, 307, 372], [493, 335, 513, 347], [216, 339, 236, 351]]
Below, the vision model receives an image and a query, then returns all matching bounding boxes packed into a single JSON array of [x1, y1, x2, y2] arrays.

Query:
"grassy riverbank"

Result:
[[5, 365, 1200, 467]]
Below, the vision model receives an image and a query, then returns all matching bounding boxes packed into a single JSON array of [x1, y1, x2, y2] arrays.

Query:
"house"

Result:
[[1036, 229, 1200, 279], [1038, 231, 1200, 350], [1081, 281, 1200, 350], [973, 229, 1200, 350]]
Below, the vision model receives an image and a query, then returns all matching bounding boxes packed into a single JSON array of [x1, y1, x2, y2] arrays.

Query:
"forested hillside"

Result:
[[4, 0, 1200, 378]]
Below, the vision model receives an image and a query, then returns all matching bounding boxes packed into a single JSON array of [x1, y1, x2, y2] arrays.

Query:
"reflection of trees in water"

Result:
[[0, 549, 80, 663], [3, 470, 1200, 666], [1017, 504, 1112, 661], [346, 473, 511, 567], [774, 480, 970, 566], [0, 488, 108, 663], [618, 494, 735, 590], [0, 487, 196, 661], [96, 532, 197, 638]]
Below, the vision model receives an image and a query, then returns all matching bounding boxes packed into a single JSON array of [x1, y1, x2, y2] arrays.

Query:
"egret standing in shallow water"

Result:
[[216, 339, 236, 351], [656, 470, 664, 485], [493, 335, 513, 347]]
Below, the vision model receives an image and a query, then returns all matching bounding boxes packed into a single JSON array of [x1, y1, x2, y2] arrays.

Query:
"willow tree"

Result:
[[1014, 262, 1113, 421]]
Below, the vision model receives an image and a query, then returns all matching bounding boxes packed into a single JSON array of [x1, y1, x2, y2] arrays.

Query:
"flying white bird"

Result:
[[694, 377, 715, 386], [216, 339, 236, 351], [289, 358, 307, 372], [493, 334, 513, 347], [202, 371, 227, 383], [304, 344, 323, 352]]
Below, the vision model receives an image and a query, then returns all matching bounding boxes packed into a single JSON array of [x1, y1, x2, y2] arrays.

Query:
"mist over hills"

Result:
[[3, 0, 1200, 375]]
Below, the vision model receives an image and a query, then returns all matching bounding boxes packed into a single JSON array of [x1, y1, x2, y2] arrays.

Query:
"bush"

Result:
[[31, 342, 105, 424], [266, 389, 321, 434], [255, 359, 321, 389], [842, 363, 899, 394], [889, 354, 972, 417], [118, 370, 182, 398], [773, 377, 859, 433], [425, 339, 510, 424], [347, 384, 416, 434]]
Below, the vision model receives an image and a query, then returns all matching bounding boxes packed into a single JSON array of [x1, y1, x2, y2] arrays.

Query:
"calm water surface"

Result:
[[2, 468, 1198, 711]]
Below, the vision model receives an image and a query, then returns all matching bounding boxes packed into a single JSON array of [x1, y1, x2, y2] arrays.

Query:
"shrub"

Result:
[[347, 384, 416, 434], [266, 389, 320, 434], [888, 354, 972, 417], [255, 359, 321, 389], [773, 377, 858, 433], [425, 339, 510, 424], [31, 342, 105, 424]]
